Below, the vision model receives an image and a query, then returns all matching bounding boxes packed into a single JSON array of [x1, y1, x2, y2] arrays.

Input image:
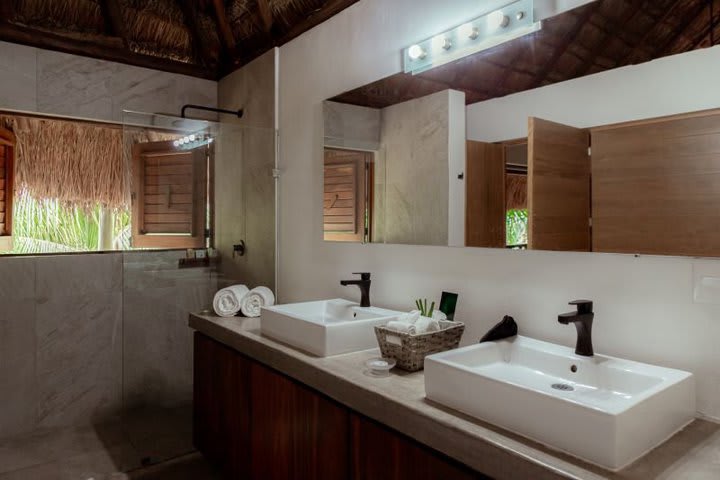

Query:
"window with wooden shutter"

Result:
[[0, 127, 15, 252], [131, 140, 208, 249], [323, 148, 371, 243]]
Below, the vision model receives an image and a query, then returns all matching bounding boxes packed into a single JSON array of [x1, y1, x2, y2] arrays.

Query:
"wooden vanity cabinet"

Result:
[[193, 333, 251, 478], [193, 333, 487, 479], [249, 360, 350, 480], [351, 414, 489, 480]]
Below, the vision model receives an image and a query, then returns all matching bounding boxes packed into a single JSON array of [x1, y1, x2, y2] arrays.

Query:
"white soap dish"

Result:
[[363, 357, 396, 377]]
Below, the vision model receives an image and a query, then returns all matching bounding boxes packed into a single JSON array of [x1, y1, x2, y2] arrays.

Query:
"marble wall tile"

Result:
[[110, 67, 216, 122], [35, 254, 122, 298], [36, 50, 117, 121], [0, 41, 37, 111], [0, 42, 217, 123], [122, 250, 215, 410], [35, 291, 122, 428], [0, 301, 37, 440]]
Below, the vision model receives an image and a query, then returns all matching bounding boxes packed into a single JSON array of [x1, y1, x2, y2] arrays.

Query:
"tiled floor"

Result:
[[0, 408, 217, 480]]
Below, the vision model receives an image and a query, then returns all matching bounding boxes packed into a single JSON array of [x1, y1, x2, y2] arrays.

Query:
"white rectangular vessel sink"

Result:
[[261, 298, 401, 357], [424, 336, 695, 471]]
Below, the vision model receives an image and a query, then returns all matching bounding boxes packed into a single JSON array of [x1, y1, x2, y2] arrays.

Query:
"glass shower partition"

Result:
[[120, 110, 275, 467]]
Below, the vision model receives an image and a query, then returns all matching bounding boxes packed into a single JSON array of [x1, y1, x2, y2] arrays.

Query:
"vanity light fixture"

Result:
[[407, 44, 426, 60], [403, 0, 540, 75], [459, 23, 480, 40]]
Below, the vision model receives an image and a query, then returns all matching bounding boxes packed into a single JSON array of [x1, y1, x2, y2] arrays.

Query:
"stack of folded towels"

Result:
[[386, 309, 447, 335], [212, 284, 275, 318]]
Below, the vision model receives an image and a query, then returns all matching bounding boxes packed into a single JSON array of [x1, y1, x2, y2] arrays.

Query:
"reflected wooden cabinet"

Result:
[[193, 333, 486, 480]]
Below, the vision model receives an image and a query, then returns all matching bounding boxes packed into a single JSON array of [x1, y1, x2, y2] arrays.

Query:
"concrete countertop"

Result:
[[189, 312, 720, 480]]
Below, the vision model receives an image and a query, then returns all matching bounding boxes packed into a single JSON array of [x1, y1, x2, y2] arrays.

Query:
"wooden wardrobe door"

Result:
[[528, 117, 591, 251], [465, 141, 506, 248]]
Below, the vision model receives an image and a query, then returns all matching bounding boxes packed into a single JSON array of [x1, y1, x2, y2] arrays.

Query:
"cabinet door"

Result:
[[193, 333, 251, 478], [351, 413, 487, 480], [528, 117, 591, 251], [466, 140, 506, 248], [250, 361, 350, 480]]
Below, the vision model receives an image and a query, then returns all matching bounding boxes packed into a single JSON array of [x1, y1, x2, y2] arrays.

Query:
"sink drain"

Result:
[[551, 383, 574, 391]]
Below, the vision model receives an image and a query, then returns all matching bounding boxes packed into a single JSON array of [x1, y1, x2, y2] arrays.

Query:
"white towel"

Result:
[[414, 316, 440, 334], [240, 286, 276, 318], [386, 320, 416, 334], [213, 285, 249, 317], [397, 310, 421, 324]]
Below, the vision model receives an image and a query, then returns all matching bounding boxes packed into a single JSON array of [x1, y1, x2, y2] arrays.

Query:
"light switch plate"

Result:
[[692, 262, 720, 304]]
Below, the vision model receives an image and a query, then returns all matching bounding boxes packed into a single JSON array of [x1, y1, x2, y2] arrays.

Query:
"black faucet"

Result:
[[340, 272, 371, 307], [558, 300, 594, 357]]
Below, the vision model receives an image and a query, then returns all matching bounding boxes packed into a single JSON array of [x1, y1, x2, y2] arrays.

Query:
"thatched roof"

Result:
[[0, 0, 359, 79], [1, 114, 181, 210]]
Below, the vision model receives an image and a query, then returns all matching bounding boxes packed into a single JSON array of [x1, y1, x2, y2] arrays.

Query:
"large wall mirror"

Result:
[[322, 0, 720, 258]]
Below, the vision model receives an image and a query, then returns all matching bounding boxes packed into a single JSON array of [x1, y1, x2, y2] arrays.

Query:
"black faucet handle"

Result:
[[352, 272, 371, 280], [569, 300, 593, 314]]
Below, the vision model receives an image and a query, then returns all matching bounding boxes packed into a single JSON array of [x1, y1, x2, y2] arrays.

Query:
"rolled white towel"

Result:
[[397, 310, 421, 324], [414, 316, 440, 334], [240, 286, 276, 318], [432, 310, 448, 321], [213, 285, 249, 317], [386, 320, 416, 334]]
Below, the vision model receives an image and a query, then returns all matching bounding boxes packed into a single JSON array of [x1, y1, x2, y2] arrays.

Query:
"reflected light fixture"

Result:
[[173, 132, 214, 150], [403, 0, 540, 75]]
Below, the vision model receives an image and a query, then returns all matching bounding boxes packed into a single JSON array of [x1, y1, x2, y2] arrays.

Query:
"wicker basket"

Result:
[[374, 320, 465, 372]]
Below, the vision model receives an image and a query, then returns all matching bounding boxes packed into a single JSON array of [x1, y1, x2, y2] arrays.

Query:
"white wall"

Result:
[[467, 45, 720, 141], [278, 0, 720, 421]]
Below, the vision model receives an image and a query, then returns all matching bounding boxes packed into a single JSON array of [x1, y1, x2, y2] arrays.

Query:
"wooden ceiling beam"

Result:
[[212, 0, 238, 61], [648, 1, 711, 60], [0, 1, 15, 22], [178, 0, 216, 68], [99, 0, 129, 48], [257, 0, 274, 32], [614, 0, 683, 67], [572, 0, 646, 78], [672, 1, 720, 52], [0, 21, 215, 79], [529, 2, 603, 89], [272, 0, 360, 49]]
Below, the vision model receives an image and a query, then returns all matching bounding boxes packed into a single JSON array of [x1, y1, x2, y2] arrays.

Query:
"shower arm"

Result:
[[180, 104, 244, 119]]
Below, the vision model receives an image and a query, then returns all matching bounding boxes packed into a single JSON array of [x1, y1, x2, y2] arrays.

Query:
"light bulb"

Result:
[[173, 140, 180, 147], [459, 23, 479, 40], [488, 10, 510, 29], [189, 134, 196, 141], [407, 44, 426, 60]]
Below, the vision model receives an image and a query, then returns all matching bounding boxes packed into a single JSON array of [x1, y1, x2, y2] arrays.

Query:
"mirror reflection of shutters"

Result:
[[131, 140, 207, 249], [324, 161, 358, 233], [0, 127, 15, 251]]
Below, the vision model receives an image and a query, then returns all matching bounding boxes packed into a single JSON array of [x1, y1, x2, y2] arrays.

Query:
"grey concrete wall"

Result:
[[380, 90, 451, 246], [216, 49, 277, 290]]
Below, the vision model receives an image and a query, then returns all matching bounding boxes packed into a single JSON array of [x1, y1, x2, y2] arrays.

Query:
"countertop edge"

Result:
[[189, 313, 596, 480]]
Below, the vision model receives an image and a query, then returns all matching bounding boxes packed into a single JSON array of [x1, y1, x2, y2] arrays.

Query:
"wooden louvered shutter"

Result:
[[0, 127, 15, 252], [131, 140, 208, 249], [323, 148, 369, 242]]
